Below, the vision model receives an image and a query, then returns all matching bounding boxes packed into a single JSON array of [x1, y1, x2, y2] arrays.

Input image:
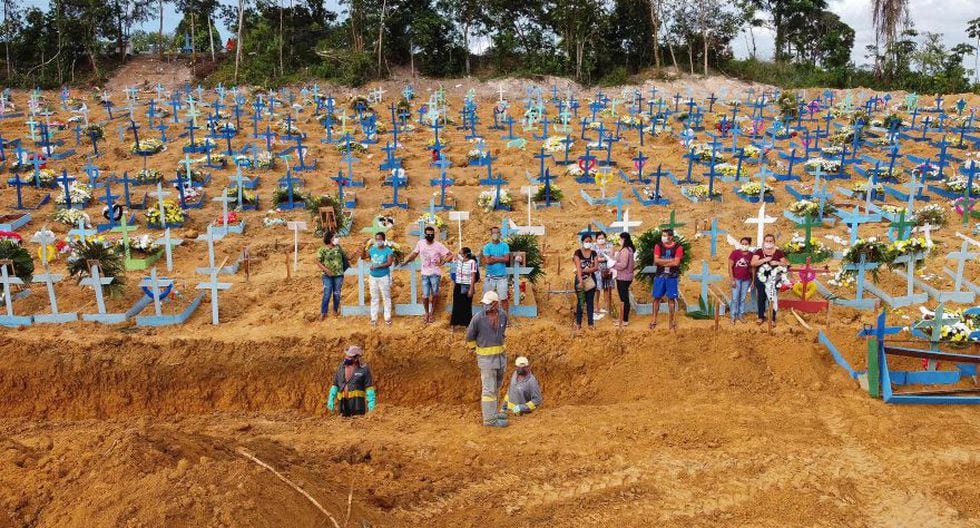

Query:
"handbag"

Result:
[[579, 275, 596, 291]]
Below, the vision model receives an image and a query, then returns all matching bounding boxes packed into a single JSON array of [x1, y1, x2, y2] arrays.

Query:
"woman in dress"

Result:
[[450, 246, 478, 328]]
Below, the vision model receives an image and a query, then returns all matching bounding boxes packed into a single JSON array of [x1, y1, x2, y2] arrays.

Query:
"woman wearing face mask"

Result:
[[451, 247, 478, 328], [315, 229, 349, 321], [362, 232, 394, 326], [593, 231, 616, 321], [610, 232, 636, 327], [573, 233, 599, 330], [750, 233, 789, 325]]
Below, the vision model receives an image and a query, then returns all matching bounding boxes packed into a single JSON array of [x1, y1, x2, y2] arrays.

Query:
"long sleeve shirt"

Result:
[[465, 310, 508, 369], [611, 247, 635, 281], [504, 372, 543, 412]]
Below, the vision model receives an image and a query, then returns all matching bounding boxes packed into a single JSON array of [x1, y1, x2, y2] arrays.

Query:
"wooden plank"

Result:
[[885, 346, 980, 364]]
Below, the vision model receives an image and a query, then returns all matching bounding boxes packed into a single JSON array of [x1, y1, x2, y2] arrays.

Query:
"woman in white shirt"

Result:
[[451, 247, 478, 327]]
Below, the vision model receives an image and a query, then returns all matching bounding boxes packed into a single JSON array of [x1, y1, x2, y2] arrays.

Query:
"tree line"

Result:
[[0, 0, 977, 92]]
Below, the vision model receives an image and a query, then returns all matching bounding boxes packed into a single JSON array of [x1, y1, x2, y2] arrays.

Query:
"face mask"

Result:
[[375, 240, 385, 248], [425, 234, 435, 242], [343, 358, 355, 365], [491, 233, 500, 241], [596, 238, 606, 245], [583, 242, 593, 250], [739, 244, 748, 251], [517, 368, 529, 376], [332, 237, 340, 245], [764, 242, 775, 250]]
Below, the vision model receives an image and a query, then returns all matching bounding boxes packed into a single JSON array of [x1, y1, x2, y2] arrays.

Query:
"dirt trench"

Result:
[[0, 325, 835, 421]]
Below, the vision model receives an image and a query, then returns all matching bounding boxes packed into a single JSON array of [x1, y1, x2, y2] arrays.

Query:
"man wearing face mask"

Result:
[[501, 356, 542, 416], [650, 228, 682, 330], [482, 226, 511, 314], [327, 346, 376, 417], [404, 226, 453, 324], [465, 291, 510, 428]]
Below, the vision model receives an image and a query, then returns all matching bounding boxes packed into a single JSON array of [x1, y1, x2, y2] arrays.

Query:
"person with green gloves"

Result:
[[501, 356, 542, 416], [327, 346, 376, 417]]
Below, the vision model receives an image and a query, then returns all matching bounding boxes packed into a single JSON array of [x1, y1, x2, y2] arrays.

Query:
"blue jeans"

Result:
[[731, 279, 752, 320], [321, 275, 344, 315], [421, 274, 441, 298]]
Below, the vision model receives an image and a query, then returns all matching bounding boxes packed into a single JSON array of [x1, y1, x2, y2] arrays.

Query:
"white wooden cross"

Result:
[[79, 261, 114, 316], [154, 228, 183, 272], [196, 266, 231, 325], [448, 211, 470, 252], [517, 186, 546, 236], [0, 260, 25, 320], [194, 225, 226, 274], [745, 204, 777, 246], [286, 220, 308, 272], [913, 223, 937, 247], [610, 209, 642, 233], [139, 267, 174, 317]]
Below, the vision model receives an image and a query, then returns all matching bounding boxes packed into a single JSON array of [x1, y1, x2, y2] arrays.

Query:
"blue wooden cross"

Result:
[[837, 253, 879, 310], [430, 157, 455, 211], [837, 205, 881, 246], [701, 218, 727, 257], [55, 170, 77, 209], [688, 260, 723, 307]]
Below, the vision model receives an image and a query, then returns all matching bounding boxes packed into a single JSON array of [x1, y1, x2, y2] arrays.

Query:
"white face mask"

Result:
[[331, 237, 340, 245], [375, 239, 385, 248], [596, 238, 606, 246], [739, 244, 748, 251], [763, 241, 775, 250], [583, 242, 594, 250]]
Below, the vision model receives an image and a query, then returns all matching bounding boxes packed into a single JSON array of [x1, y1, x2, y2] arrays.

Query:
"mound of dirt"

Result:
[[105, 56, 193, 93]]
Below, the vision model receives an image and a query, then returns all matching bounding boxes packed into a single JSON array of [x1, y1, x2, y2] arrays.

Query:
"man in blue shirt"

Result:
[[362, 232, 394, 326], [482, 226, 511, 313]]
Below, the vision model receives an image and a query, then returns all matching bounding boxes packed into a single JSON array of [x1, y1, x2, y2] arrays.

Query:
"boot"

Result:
[[485, 419, 509, 428]]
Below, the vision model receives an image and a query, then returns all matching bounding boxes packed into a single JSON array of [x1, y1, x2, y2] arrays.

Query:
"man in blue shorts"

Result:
[[650, 228, 683, 330]]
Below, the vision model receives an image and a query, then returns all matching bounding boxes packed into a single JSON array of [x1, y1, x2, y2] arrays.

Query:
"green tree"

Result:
[[967, 17, 980, 86]]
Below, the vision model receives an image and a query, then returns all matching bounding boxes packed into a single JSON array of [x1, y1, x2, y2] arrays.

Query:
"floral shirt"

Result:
[[317, 245, 345, 277]]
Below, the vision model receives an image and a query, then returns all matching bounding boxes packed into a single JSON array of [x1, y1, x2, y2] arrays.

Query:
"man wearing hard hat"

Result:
[[501, 356, 542, 416], [465, 291, 509, 428]]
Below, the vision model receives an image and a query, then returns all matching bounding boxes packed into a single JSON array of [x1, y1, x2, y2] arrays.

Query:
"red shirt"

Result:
[[653, 242, 683, 276], [728, 249, 754, 281], [753, 248, 786, 265]]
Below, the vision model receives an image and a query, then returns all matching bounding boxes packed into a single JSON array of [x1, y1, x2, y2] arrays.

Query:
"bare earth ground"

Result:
[[0, 61, 978, 526]]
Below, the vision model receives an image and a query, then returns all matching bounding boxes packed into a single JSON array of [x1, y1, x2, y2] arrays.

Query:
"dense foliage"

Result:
[[0, 0, 976, 91]]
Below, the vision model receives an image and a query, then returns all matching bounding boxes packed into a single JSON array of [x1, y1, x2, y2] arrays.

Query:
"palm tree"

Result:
[[967, 17, 980, 86], [872, 0, 909, 51]]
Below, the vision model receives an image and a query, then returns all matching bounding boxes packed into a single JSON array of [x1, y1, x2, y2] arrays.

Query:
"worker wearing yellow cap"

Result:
[[501, 356, 542, 416]]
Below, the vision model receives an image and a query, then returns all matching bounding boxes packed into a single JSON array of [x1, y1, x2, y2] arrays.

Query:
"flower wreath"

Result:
[[756, 263, 791, 311]]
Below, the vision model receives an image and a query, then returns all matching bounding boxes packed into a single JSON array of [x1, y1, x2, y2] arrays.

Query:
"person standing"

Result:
[[728, 236, 754, 324], [362, 231, 394, 326], [501, 356, 542, 416], [650, 228, 682, 330], [465, 291, 509, 428], [315, 230, 348, 321], [611, 232, 636, 327], [481, 227, 511, 314], [404, 226, 452, 324], [750, 233, 789, 325], [594, 231, 616, 321], [326, 346, 376, 417], [573, 233, 599, 330], [451, 246, 478, 328]]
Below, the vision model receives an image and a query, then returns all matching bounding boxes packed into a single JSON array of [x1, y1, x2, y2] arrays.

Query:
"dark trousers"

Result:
[[754, 277, 775, 320], [616, 279, 632, 321], [576, 288, 596, 326]]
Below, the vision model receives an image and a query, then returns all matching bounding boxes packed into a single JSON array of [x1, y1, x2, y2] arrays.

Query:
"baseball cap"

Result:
[[480, 291, 500, 305]]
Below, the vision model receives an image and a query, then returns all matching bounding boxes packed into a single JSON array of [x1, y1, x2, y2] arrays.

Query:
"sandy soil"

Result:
[[0, 72, 978, 527]]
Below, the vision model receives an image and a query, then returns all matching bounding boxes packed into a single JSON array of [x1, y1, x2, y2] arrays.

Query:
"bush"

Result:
[[598, 66, 629, 87], [311, 49, 378, 87]]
